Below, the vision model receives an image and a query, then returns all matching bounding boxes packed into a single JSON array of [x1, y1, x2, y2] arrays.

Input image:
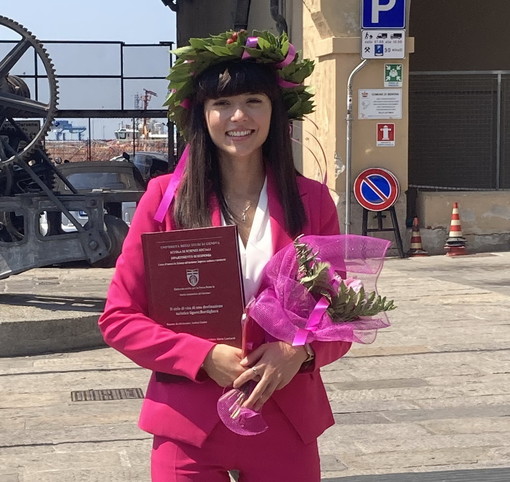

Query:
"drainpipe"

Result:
[[345, 59, 367, 234], [270, 0, 288, 34]]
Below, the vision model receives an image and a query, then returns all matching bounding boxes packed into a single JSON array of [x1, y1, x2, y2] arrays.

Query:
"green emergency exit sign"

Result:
[[384, 63, 403, 87]]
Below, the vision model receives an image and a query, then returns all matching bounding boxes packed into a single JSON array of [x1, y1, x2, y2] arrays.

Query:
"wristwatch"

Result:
[[303, 343, 315, 363]]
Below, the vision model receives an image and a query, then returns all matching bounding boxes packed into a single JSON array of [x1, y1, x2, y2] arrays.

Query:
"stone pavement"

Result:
[[0, 252, 509, 481]]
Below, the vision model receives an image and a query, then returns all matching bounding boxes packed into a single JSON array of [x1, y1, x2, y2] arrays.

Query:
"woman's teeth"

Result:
[[227, 130, 252, 137]]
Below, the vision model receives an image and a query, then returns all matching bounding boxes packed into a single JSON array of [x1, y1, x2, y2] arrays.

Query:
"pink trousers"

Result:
[[150, 400, 320, 482]]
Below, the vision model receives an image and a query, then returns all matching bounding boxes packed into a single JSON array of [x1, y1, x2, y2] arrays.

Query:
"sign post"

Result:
[[361, 0, 407, 60], [354, 168, 405, 257]]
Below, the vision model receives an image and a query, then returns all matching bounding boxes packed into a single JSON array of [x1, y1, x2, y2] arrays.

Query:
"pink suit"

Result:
[[98, 171, 351, 455]]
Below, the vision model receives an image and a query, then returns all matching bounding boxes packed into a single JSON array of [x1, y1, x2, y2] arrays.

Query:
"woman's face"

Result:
[[203, 92, 272, 163]]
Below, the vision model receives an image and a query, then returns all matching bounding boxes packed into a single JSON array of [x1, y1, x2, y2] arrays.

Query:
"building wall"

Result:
[[174, 1, 510, 254], [410, 0, 510, 71], [301, 0, 412, 252], [418, 192, 510, 255], [409, 0, 510, 253]]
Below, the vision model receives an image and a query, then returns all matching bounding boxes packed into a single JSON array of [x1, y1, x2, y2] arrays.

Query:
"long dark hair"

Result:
[[173, 60, 306, 236]]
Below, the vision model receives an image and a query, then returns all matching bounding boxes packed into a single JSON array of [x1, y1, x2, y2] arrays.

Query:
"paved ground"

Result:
[[0, 251, 509, 481]]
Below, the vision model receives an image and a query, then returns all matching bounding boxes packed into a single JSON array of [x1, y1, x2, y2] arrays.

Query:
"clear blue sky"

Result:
[[1, 1, 175, 43], [2, 1, 176, 141]]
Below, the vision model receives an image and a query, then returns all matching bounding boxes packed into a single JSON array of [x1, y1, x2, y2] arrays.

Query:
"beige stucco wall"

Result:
[[417, 192, 510, 254], [300, 0, 412, 251]]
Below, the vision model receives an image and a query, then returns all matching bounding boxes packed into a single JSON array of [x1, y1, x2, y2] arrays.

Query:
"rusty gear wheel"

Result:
[[0, 15, 59, 166]]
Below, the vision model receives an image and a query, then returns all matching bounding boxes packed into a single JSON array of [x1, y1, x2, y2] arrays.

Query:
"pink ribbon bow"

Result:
[[292, 296, 330, 346]]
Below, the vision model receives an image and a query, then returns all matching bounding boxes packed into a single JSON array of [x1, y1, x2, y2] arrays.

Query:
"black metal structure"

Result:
[[163, 0, 287, 46], [0, 16, 145, 278], [362, 208, 405, 258]]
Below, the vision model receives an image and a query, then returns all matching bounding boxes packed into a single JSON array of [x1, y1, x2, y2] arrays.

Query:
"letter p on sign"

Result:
[[372, 0, 397, 23]]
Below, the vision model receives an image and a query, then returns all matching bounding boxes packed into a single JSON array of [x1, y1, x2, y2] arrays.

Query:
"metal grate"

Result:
[[499, 76, 510, 187], [409, 73, 499, 189], [71, 388, 144, 402]]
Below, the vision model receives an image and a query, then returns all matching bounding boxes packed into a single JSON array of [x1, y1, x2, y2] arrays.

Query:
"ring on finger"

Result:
[[251, 366, 260, 377]]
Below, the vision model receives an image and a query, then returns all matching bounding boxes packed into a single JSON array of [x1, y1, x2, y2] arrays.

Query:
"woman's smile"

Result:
[[226, 129, 254, 138], [204, 93, 272, 162]]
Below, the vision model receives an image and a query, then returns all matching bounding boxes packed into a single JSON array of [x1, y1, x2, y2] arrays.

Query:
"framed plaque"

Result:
[[142, 225, 245, 347]]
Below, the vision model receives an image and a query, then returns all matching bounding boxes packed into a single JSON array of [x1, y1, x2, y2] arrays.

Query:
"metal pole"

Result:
[[345, 59, 367, 234], [496, 73, 502, 189]]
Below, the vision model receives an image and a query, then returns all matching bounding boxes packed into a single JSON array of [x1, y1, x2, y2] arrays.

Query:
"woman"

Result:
[[99, 30, 351, 481]]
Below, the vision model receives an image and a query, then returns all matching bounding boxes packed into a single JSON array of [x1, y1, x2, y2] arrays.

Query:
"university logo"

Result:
[[186, 268, 199, 287]]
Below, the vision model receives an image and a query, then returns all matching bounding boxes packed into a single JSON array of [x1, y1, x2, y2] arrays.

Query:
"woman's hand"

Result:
[[232, 341, 308, 411], [202, 344, 246, 387]]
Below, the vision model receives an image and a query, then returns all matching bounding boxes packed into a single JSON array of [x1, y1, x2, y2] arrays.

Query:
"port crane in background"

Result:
[[135, 89, 158, 138], [51, 120, 87, 141]]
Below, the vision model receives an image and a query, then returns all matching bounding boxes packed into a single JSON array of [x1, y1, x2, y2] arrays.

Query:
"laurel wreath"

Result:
[[165, 30, 315, 134]]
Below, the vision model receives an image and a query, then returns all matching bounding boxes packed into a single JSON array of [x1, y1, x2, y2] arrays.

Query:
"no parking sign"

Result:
[[354, 168, 400, 211]]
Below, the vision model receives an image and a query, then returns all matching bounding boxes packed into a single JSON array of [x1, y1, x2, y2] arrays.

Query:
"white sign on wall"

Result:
[[358, 89, 402, 119], [361, 29, 405, 59]]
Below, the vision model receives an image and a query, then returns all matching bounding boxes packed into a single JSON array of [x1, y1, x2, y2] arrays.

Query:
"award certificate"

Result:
[[142, 225, 244, 347]]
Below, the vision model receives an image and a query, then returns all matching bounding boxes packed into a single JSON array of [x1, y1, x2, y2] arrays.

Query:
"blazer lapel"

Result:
[[267, 172, 293, 252]]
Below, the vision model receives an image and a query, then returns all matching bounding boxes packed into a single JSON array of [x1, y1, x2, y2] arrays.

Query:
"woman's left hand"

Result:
[[232, 341, 308, 411]]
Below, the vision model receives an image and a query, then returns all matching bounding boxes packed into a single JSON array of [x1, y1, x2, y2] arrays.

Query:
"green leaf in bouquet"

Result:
[[328, 282, 396, 322]]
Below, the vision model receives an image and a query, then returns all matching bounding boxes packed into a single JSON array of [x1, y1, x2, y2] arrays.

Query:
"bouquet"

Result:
[[217, 234, 396, 435]]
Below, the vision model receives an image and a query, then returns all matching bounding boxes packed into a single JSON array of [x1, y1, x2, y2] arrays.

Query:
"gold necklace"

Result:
[[226, 197, 252, 223], [239, 201, 252, 223]]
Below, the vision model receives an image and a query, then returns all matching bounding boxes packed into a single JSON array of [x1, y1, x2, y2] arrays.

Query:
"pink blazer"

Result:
[[98, 172, 351, 448]]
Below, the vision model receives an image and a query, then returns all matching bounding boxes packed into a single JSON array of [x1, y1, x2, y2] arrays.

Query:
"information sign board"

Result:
[[361, 29, 405, 59], [358, 89, 402, 119]]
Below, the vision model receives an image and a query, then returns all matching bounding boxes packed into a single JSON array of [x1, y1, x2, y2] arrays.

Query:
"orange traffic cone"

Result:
[[444, 202, 467, 256], [407, 217, 429, 256]]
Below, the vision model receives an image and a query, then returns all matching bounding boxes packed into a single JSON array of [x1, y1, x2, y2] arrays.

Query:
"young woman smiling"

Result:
[[99, 31, 351, 481]]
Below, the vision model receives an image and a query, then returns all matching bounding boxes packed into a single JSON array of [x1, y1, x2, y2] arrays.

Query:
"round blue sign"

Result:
[[353, 168, 400, 211]]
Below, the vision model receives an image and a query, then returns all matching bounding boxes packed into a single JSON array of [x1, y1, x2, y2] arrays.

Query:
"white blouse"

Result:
[[222, 178, 273, 304]]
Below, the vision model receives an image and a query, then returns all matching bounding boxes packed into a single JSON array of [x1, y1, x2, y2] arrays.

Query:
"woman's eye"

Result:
[[247, 98, 263, 104], [212, 100, 229, 106]]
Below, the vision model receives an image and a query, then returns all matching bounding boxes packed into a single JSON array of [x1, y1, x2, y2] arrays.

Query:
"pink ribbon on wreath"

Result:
[[242, 36, 259, 59], [275, 43, 296, 68], [277, 78, 301, 88], [292, 296, 330, 346], [154, 144, 190, 222], [242, 37, 301, 88]]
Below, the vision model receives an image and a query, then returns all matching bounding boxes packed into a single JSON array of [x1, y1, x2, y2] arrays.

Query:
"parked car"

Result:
[[110, 151, 169, 183], [41, 159, 146, 267]]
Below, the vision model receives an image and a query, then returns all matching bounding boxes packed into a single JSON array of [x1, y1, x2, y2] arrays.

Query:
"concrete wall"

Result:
[[417, 192, 510, 255]]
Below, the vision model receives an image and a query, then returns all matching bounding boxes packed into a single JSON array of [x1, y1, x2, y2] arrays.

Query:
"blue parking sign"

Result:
[[362, 0, 406, 29]]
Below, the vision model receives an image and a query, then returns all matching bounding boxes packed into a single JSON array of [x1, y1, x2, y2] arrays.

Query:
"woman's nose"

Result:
[[230, 105, 247, 121]]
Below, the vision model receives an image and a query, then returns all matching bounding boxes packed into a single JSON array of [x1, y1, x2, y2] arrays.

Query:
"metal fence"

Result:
[[409, 71, 510, 190]]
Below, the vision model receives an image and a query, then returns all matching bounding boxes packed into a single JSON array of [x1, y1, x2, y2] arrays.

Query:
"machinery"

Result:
[[0, 16, 136, 278]]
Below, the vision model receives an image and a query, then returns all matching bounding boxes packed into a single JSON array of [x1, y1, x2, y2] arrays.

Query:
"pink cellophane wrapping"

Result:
[[247, 234, 392, 345], [217, 381, 268, 436], [217, 234, 392, 436]]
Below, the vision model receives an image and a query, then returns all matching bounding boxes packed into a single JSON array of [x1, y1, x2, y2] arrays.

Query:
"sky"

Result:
[[1, 1, 176, 43], [1, 1, 177, 142]]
